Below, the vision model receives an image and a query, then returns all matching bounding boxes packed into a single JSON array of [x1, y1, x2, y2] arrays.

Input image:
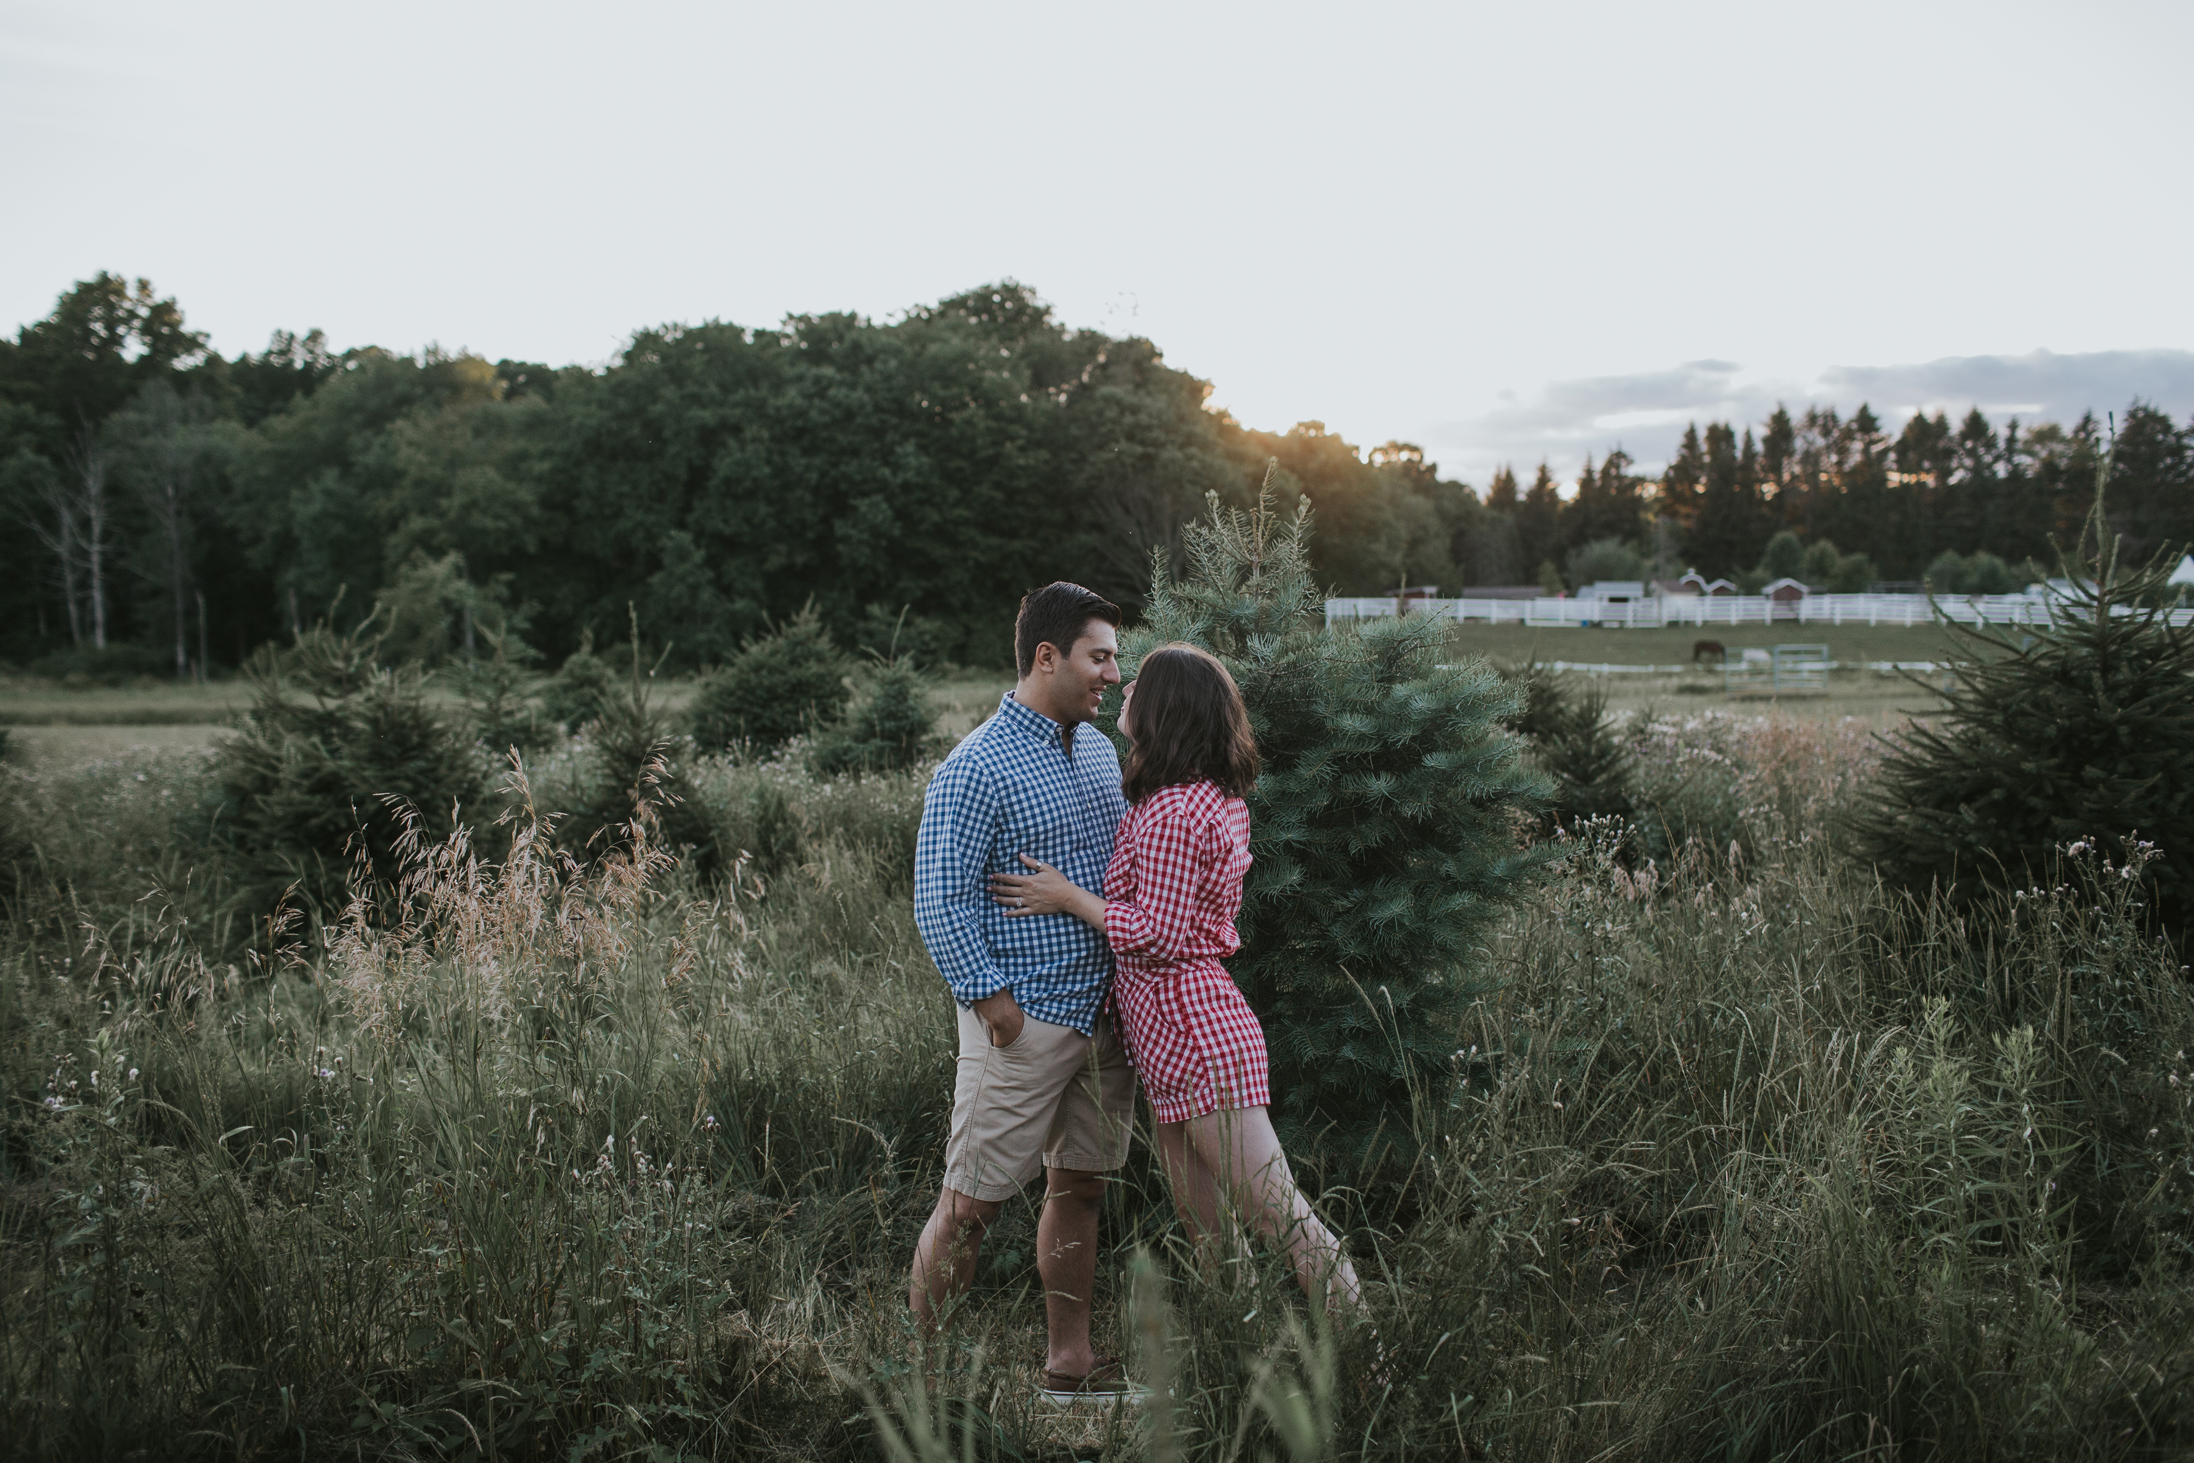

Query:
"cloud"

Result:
[[1425, 348, 2194, 485]]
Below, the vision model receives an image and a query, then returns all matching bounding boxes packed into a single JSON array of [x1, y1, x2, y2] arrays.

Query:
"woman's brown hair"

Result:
[[1121, 643, 1259, 804]]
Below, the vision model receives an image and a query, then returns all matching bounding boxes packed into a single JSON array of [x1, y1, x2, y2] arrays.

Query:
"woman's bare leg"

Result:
[[1161, 1106, 1363, 1314]]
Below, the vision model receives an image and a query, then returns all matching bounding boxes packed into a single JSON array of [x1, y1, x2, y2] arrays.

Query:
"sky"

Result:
[[7, 0, 2193, 485]]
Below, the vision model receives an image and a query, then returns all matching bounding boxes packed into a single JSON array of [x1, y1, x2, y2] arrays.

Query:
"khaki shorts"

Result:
[[942, 1006, 1136, 1201]]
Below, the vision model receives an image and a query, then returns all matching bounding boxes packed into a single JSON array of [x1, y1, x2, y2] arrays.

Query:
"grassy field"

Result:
[[2, 701, 2190, 1461], [0, 670, 1020, 772], [1437, 619, 1983, 668], [0, 678, 250, 726], [1, 639, 1949, 757]]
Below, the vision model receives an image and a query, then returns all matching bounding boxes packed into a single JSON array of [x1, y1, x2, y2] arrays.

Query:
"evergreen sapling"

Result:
[[689, 601, 851, 752], [810, 612, 939, 776], [1111, 472, 1549, 1152], [212, 603, 486, 919], [1854, 428, 2194, 945]]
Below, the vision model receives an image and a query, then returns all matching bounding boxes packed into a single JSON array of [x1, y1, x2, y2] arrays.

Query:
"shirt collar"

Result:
[[997, 691, 1074, 751]]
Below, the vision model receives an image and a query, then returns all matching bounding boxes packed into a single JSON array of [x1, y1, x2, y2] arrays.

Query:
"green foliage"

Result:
[[1801, 536, 1880, 592], [1503, 671, 1635, 826], [8, 742, 2194, 1459], [456, 617, 550, 755], [1114, 476, 1549, 1147], [854, 602, 946, 666], [1855, 455, 2194, 940], [1924, 547, 2021, 595], [1761, 530, 1808, 581], [209, 610, 486, 915], [559, 612, 716, 868], [809, 655, 939, 777], [372, 548, 470, 665], [539, 629, 615, 732], [22, 643, 170, 684], [13, 269, 2190, 673], [1563, 535, 1645, 588], [1536, 557, 1565, 597], [688, 603, 850, 752]]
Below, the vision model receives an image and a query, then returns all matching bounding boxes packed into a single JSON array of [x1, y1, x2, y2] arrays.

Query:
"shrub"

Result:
[[1112, 475, 1549, 1148], [1761, 530, 1809, 581], [854, 602, 946, 668], [1531, 680, 1636, 825], [1855, 458, 2194, 941], [210, 613, 486, 917], [25, 643, 170, 685], [455, 614, 554, 756], [1826, 549, 1878, 592], [1925, 548, 2020, 596], [1498, 665, 1635, 829], [557, 615, 718, 870], [689, 603, 850, 752], [808, 655, 939, 777], [1565, 536, 1645, 588], [540, 630, 616, 733]]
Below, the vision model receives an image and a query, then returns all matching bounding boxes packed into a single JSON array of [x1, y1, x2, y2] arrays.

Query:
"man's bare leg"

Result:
[[910, 1185, 1003, 1334], [1037, 1167, 1104, 1377]]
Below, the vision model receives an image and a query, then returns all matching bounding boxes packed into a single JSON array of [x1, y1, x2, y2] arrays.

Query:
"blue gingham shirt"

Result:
[[913, 692, 1129, 1035]]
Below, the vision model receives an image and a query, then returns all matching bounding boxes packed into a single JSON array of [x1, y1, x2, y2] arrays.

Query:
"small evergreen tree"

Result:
[[809, 653, 939, 776], [1504, 672, 1634, 828], [1114, 472, 1549, 1150], [457, 619, 549, 755], [212, 608, 486, 917], [688, 602, 850, 751], [1854, 441, 2194, 942], [541, 630, 616, 734], [560, 609, 718, 870]]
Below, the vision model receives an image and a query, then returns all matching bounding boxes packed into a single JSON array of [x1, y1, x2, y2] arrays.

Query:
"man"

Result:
[[909, 581, 1138, 1404]]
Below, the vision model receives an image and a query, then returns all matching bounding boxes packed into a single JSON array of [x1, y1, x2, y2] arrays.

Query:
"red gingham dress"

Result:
[[1102, 781, 1271, 1124]]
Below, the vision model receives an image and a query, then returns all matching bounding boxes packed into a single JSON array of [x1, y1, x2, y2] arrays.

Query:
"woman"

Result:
[[991, 643, 1363, 1314]]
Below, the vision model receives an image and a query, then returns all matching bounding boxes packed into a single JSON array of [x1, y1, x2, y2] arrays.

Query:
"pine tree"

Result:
[[541, 630, 616, 733], [809, 652, 939, 776], [562, 608, 719, 870], [1853, 440, 2194, 945], [688, 601, 850, 751], [1660, 423, 1707, 530], [1114, 469, 1549, 1151], [212, 607, 486, 917], [1516, 461, 1564, 574], [1485, 464, 1520, 512]]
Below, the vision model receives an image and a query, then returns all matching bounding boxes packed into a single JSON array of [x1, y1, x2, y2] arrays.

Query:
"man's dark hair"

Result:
[[1122, 643, 1259, 803], [1014, 582, 1121, 677]]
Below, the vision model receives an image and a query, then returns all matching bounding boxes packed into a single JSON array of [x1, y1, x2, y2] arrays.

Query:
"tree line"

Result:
[[4, 272, 2188, 676]]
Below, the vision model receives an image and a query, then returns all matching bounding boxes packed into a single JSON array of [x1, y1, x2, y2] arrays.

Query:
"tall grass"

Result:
[[2, 718, 2191, 1459]]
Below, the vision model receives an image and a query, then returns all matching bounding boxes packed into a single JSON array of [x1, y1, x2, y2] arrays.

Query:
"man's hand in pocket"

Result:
[[972, 989, 1026, 1048]]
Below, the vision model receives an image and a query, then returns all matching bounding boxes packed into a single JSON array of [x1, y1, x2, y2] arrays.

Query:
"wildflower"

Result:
[[127, 1068, 138, 1081]]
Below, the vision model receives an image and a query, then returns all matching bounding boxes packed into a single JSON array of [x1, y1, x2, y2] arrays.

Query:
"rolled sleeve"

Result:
[[1104, 810, 1217, 964], [913, 756, 1011, 1005]]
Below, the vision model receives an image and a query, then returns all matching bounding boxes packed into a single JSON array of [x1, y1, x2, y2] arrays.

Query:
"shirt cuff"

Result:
[[955, 969, 1011, 1004]]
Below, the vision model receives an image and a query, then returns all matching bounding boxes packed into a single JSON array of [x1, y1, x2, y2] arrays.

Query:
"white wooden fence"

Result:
[[1325, 594, 2194, 630]]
